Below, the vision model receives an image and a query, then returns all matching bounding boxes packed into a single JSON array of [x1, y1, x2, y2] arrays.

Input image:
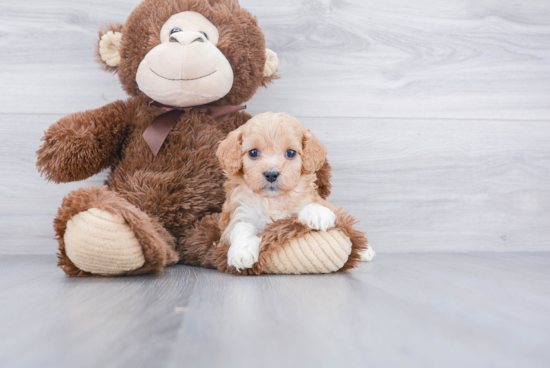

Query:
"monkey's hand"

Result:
[[37, 100, 131, 183]]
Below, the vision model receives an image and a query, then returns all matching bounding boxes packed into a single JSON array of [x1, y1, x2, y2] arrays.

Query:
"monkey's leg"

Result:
[[178, 210, 371, 275], [259, 210, 369, 274], [177, 213, 228, 270], [56, 186, 178, 277]]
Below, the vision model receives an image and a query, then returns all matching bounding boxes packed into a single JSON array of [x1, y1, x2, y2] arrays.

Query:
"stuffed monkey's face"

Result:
[[136, 12, 234, 107]]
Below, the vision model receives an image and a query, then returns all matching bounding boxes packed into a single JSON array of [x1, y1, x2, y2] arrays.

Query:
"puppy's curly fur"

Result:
[[213, 113, 370, 274], [217, 113, 339, 271]]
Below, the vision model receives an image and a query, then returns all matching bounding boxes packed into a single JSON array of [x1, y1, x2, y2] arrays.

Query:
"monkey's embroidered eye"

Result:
[[170, 28, 182, 35], [249, 149, 259, 159], [199, 31, 209, 40], [286, 149, 297, 159]]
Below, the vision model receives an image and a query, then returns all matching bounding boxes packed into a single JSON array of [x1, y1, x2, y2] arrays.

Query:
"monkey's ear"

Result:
[[96, 23, 124, 73], [263, 49, 279, 80], [217, 127, 244, 176]]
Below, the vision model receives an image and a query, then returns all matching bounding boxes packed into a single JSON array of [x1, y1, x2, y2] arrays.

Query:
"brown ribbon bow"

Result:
[[143, 102, 246, 156]]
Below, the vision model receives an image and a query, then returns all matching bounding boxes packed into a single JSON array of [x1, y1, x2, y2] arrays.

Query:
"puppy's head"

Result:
[[217, 112, 327, 197]]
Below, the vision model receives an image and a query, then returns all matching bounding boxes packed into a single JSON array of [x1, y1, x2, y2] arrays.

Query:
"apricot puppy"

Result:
[[216, 112, 339, 270]]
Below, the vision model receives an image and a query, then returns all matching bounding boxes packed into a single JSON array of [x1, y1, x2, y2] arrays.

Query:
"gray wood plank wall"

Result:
[[0, 0, 549, 255]]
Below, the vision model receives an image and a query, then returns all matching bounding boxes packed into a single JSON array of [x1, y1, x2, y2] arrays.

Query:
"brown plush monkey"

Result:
[[37, 0, 366, 277]]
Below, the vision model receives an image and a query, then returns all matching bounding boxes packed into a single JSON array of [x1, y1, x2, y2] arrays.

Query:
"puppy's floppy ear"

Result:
[[217, 127, 244, 176], [95, 23, 124, 73], [302, 130, 327, 175]]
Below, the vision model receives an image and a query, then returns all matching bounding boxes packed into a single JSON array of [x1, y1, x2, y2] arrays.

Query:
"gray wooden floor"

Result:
[[1, 253, 549, 368], [1, 0, 549, 367]]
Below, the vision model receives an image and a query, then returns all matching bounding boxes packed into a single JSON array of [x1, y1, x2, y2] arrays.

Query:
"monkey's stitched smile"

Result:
[[150, 69, 217, 81]]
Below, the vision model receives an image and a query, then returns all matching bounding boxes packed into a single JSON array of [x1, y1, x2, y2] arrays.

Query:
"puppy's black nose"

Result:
[[264, 171, 279, 183]]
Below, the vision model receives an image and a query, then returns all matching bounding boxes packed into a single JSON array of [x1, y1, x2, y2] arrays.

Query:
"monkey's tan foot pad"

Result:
[[263, 229, 352, 274], [64, 208, 145, 275]]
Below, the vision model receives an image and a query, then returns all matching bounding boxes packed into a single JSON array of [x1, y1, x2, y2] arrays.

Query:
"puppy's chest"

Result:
[[257, 197, 308, 222]]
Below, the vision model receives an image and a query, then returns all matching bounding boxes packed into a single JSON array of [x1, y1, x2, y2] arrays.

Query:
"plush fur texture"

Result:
[[37, 0, 340, 277]]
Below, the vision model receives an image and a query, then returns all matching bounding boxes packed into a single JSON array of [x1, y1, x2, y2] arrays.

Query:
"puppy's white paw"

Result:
[[298, 204, 337, 232], [228, 223, 261, 271], [228, 236, 261, 271], [360, 247, 376, 262]]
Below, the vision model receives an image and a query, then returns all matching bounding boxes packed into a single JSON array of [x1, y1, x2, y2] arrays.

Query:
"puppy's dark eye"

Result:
[[170, 28, 182, 35], [248, 149, 259, 159], [199, 31, 209, 40], [286, 149, 297, 159]]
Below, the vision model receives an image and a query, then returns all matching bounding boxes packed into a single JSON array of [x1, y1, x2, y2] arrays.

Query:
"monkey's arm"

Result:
[[37, 100, 132, 183]]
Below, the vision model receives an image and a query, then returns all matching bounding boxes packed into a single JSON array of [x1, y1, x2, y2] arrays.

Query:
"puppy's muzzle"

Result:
[[264, 171, 279, 183]]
